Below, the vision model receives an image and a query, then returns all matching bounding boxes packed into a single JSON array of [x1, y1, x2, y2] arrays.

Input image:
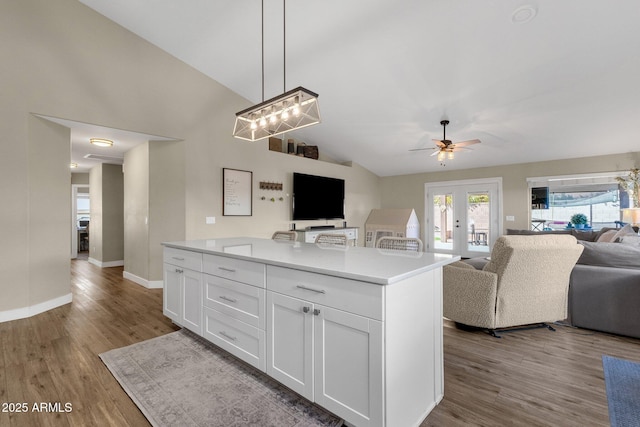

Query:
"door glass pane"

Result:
[[467, 191, 491, 254], [433, 193, 453, 250]]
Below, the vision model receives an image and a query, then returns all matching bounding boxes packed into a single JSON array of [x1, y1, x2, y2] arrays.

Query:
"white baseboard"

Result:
[[88, 258, 125, 268], [123, 271, 163, 289], [0, 293, 73, 323]]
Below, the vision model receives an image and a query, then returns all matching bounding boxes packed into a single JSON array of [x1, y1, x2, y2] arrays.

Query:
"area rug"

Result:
[[100, 329, 342, 427], [602, 355, 640, 427]]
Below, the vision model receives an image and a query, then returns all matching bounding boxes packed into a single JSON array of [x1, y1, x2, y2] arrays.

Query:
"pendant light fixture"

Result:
[[233, 0, 320, 142]]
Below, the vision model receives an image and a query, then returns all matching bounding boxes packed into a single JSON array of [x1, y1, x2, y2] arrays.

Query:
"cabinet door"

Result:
[[266, 292, 314, 400], [181, 268, 203, 335], [314, 306, 383, 427], [163, 263, 182, 323]]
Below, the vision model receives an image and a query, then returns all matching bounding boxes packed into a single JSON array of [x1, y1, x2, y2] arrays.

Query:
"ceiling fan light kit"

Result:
[[233, 0, 320, 142], [409, 119, 480, 166]]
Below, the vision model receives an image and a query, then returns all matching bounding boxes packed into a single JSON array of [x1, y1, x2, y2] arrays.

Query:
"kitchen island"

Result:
[[162, 237, 459, 427]]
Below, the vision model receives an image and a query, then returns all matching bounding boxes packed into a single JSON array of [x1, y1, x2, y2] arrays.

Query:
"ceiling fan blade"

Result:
[[429, 150, 441, 157], [408, 147, 436, 152], [451, 139, 480, 148], [451, 146, 473, 152]]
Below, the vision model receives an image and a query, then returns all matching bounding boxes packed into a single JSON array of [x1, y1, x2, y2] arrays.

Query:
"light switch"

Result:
[[506, 215, 515, 222], [206, 216, 216, 224]]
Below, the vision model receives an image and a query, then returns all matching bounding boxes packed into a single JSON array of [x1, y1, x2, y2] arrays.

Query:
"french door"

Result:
[[425, 179, 502, 258]]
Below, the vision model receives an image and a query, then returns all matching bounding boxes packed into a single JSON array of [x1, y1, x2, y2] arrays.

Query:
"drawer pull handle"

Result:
[[218, 267, 237, 273], [219, 296, 238, 303], [302, 306, 310, 313], [175, 268, 183, 273], [296, 285, 326, 294], [313, 309, 321, 316], [172, 257, 185, 261], [219, 331, 237, 341]]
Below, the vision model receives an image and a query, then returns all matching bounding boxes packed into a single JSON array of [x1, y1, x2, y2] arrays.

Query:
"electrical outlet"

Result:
[[206, 216, 216, 225], [506, 215, 515, 222]]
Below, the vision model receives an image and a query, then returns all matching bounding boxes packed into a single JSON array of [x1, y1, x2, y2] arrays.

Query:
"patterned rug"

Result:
[[602, 355, 640, 427], [100, 329, 342, 427]]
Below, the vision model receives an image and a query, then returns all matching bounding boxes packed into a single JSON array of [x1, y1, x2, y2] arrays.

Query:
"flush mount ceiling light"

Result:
[[233, 0, 320, 142], [90, 138, 113, 147], [511, 5, 538, 24]]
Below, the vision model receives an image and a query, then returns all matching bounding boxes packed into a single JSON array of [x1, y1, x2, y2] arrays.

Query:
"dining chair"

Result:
[[376, 236, 423, 252], [314, 233, 348, 247], [272, 231, 298, 241]]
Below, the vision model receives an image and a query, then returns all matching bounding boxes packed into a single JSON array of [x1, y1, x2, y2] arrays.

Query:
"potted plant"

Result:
[[570, 213, 588, 229]]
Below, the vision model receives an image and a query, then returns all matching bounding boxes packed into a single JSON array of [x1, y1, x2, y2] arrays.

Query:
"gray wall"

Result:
[[0, 0, 381, 317], [380, 152, 640, 234]]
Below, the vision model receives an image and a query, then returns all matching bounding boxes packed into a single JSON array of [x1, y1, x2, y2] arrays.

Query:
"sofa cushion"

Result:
[[577, 241, 640, 269]]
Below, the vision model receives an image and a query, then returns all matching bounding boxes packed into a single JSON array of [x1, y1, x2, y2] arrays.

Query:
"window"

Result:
[[528, 173, 627, 231]]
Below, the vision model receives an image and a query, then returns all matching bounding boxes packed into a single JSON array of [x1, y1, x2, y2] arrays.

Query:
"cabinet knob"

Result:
[[313, 309, 321, 316], [302, 306, 310, 313]]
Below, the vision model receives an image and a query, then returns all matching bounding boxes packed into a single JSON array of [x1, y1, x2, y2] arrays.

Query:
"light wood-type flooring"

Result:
[[1, 259, 638, 426]]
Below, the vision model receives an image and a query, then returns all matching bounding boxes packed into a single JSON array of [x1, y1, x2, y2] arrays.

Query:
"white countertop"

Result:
[[163, 237, 460, 285]]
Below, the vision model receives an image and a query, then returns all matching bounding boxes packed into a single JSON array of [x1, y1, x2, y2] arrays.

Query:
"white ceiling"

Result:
[[77, 0, 640, 176]]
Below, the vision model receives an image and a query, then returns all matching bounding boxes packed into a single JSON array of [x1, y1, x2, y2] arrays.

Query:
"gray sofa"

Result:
[[505, 228, 640, 339]]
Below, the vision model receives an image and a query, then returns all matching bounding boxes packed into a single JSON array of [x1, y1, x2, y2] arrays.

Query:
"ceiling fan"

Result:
[[410, 120, 481, 163]]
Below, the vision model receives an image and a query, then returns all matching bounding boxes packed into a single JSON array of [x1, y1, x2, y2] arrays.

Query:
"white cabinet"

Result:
[[163, 248, 203, 335], [163, 238, 451, 427], [266, 266, 383, 426], [201, 254, 267, 371]]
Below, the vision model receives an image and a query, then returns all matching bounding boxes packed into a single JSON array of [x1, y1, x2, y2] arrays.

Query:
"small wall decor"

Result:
[[223, 168, 252, 216], [259, 181, 283, 191]]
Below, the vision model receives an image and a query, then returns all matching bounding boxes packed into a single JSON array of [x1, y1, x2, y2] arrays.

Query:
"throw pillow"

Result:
[[597, 229, 618, 243], [619, 235, 640, 246], [612, 224, 637, 242]]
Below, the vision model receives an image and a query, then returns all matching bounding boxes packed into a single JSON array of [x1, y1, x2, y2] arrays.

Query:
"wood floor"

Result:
[[1, 259, 638, 426]]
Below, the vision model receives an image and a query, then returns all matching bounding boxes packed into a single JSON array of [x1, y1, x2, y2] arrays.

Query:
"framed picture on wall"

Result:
[[223, 168, 252, 216]]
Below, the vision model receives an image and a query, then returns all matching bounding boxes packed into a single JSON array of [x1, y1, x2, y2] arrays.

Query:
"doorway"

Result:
[[71, 184, 90, 259], [425, 178, 502, 258]]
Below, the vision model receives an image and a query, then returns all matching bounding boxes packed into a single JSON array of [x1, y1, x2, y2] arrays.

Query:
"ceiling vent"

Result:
[[84, 154, 124, 163]]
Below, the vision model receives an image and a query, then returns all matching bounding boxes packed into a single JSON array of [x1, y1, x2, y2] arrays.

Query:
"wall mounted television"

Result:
[[292, 172, 345, 220]]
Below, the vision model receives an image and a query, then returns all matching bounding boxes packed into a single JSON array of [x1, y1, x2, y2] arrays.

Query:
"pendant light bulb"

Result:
[[437, 151, 445, 162], [448, 151, 455, 160]]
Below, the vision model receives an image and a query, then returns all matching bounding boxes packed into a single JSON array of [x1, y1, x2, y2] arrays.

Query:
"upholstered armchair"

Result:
[[443, 235, 584, 336]]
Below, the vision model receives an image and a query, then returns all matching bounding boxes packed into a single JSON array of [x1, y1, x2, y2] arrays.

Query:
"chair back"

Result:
[[376, 236, 423, 252], [272, 231, 297, 241], [483, 235, 583, 327], [315, 233, 348, 246]]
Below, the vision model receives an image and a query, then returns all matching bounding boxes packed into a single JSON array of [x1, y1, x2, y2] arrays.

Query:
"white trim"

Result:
[[424, 177, 503, 189], [88, 258, 124, 268], [527, 171, 625, 185], [123, 271, 163, 289], [0, 293, 73, 323]]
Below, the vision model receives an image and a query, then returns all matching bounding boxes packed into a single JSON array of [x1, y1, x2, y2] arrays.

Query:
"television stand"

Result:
[[306, 225, 336, 230]]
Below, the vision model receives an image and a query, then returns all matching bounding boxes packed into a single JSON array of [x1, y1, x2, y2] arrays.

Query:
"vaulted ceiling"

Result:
[[78, 0, 640, 176]]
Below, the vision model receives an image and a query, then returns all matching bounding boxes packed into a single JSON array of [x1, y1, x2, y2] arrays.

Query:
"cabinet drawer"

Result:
[[266, 266, 383, 320], [164, 247, 202, 272], [203, 274, 265, 329], [203, 307, 265, 372], [203, 254, 265, 287]]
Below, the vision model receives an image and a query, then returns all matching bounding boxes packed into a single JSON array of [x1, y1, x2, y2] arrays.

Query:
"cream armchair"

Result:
[[443, 235, 584, 336]]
